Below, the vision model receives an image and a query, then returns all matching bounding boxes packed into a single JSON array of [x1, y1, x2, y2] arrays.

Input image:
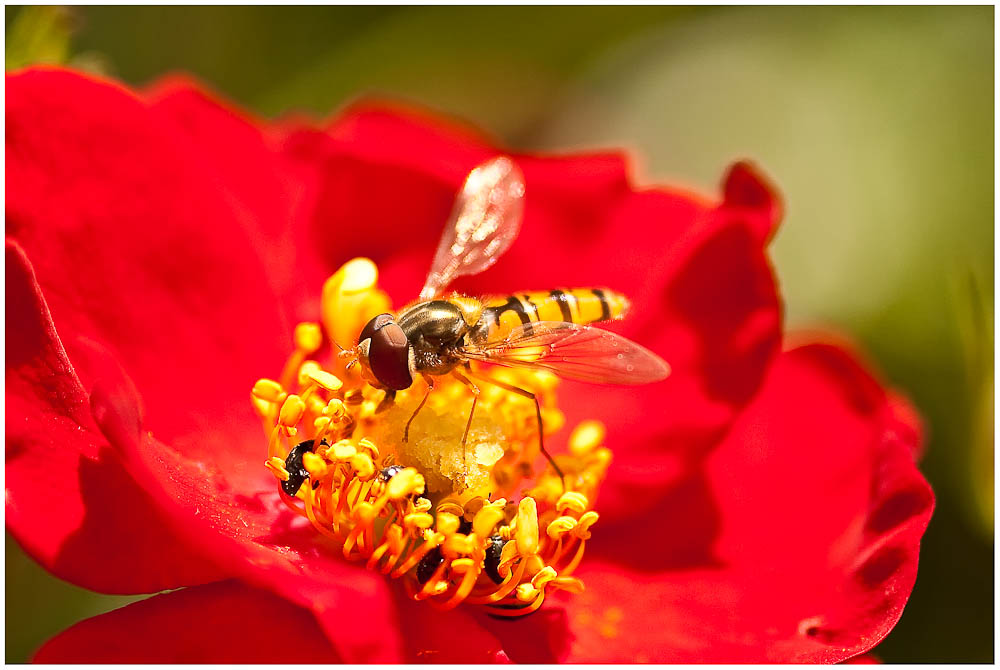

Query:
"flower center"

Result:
[[252, 258, 611, 615]]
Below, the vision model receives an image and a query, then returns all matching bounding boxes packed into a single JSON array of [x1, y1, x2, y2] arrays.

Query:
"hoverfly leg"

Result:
[[463, 368, 567, 492], [376, 388, 397, 414], [451, 370, 481, 447], [402, 376, 435, 443], [451, 370, 482, 481]]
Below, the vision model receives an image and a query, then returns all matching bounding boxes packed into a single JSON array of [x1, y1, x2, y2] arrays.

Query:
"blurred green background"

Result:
[[5, 5, 993, 663]]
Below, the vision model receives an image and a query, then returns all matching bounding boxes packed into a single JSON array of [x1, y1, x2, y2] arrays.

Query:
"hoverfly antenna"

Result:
[[337, 344, 360, 371]]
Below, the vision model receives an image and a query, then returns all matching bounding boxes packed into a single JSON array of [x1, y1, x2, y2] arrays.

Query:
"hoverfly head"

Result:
[[354, 313, 414, 391]]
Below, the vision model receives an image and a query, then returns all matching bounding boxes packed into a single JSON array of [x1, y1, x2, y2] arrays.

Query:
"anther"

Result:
[[306, 368, 344, 392], [473, 505, 505, 539], [443, 533, 475, 557], [515, 497, 540, 556], [413, 497, 433, 513], [294, 322, 324, 354], [356, 437, 379, 459], [569, 420, 606, 456], [335, 257, 378, 294], [515, 583, 538, 602], [556, 491, 589, 516], [573, 510, 600, 540], [321, 258, 390, 354], [302, 452, 329, 479], [297, 360, 323, 387], [436, 499, 465, 518], [386, 468, 424, 500], [252, 378, 285, 403], [323, 399, 347, 418], [435, 512, 461, 536], [404, 513, 434, 530], [546, 515, 577, 539], [329, 440, 357, 461], [279, 395, 306, 428], [531, 566, 558, 590], [550, 576, 585, 594], [349, 453, 376, 480], [264, 456, 290, 482]]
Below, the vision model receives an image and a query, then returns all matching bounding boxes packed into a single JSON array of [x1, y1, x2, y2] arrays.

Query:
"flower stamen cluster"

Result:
[[251, 258, 611, 615]]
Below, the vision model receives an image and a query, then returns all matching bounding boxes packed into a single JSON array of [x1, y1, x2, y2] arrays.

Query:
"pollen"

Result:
[[252, 258, 612, 617]]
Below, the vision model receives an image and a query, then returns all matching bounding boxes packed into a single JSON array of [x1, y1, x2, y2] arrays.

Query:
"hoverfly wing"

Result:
[[419, 156, 525, 300], [459, 321, 671, 385]]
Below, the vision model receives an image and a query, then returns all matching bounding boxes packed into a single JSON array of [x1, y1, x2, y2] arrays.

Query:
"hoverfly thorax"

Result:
[[394, 300, 471, 377]]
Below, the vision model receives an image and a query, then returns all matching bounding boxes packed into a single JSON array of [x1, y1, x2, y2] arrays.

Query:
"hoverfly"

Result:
[[343, 156, 670, 482]]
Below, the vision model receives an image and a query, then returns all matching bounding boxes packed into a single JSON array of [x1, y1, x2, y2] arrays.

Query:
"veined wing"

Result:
[[459, 321, 670, 385], [419, 156, 525, 300]]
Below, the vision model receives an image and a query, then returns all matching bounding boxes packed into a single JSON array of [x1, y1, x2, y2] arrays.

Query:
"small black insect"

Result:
[[281, 439, 315, 496], [281, 439, 328, 496], [379, 464, 405, 482], [416, 546, 445, 584], [483, 535, 506, 584]]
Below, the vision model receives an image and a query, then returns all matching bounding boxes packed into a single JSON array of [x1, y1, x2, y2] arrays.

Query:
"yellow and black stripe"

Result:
[[470, 288, 629, 343]]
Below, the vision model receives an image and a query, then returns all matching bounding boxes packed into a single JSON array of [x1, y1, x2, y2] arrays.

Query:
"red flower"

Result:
[[6, 67, 933, 663]]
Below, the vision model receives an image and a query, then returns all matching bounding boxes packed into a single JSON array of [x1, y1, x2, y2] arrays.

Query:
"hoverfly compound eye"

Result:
[[361, 315, 413, 391], [358, 313, 397, 345]]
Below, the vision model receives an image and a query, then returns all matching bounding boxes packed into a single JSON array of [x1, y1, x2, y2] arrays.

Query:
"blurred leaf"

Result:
[[259, 6, 701, 137], [953, 265, 994, 537], [5, 534, 143, 663], [5, 5, 74, 70], [69, 6, 702, 139]]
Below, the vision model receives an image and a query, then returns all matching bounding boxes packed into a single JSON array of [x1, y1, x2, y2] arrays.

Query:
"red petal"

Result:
[[551, 344, 932, 662], [85, 411, 402, 662], [33, 580, 341, 663], [280, 105, 783, 519], [143, 75, 320, 320], [5, 240, 224, 593], [6, 68, 290, 477], [392, 586, 506, 663]]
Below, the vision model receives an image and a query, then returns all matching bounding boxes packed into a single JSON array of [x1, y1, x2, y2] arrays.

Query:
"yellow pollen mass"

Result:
[[255, 258, 610, 617]]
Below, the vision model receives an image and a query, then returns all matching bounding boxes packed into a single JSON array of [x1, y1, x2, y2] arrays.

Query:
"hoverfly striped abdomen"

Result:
[[468, 288, 630, 345]]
